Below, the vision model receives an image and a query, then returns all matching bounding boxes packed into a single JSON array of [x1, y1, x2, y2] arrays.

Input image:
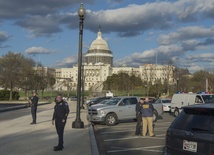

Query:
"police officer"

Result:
[[29, 92, 39, 124], [141, 97, 155, 137], [135, 98, 143, 135], [52, 94, 70, 151]]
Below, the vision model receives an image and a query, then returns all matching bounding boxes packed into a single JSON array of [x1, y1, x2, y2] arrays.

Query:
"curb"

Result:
[[0, 104, 27, 112], [89, 124, 99, 155], [0, 102, 51, 113]]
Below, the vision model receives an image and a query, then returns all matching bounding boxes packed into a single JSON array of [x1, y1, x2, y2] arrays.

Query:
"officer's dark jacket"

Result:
[[135, 102, 141, 112], [52, 100, 70, 120], [141, 102, 154, 117], [30, 95, 39, 106], [135, 102, 141, 116]]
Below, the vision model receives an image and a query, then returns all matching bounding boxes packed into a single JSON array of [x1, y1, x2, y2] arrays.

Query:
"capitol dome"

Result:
[[85, 27, 113, 66], [89, 31, 109, 50]]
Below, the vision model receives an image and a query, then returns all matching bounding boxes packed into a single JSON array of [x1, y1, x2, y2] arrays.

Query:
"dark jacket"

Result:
[[141, 102, 154, 117], [135, 102, 142, 117], [30, 95, 39, 107], [52, 100, 70, 121]]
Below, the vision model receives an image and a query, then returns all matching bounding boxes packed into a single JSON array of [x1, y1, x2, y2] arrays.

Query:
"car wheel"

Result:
[[174, 108, 179, 117], [105, 113, 117, 126], [153, 110, 158, 122]]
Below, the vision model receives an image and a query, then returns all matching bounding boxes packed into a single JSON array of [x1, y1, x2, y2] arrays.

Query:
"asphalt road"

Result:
[[0, 103, 54, 121], [93, 112, 175, 155]]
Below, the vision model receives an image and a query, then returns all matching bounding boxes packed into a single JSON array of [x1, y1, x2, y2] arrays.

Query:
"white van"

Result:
[[171, 93, 214, 117]]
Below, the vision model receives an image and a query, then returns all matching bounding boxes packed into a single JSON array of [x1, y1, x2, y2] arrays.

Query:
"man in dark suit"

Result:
[[29, 92, 39, 124]]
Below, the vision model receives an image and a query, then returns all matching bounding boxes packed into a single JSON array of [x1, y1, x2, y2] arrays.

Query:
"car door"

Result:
[[129, 97, 138, 118], [117, 98, 132, 120]]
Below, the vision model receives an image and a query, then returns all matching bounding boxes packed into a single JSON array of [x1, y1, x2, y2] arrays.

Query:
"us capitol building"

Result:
[[54, 29, 175, 92]]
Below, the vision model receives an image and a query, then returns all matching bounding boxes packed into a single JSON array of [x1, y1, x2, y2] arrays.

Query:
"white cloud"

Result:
[[55, 56, 77, 68], [0, 31, 10, 42], [5, 0, 213, 37], [25, 47, 56, 55], [158, 26, 214, 45], [186, 53, 214, 61]]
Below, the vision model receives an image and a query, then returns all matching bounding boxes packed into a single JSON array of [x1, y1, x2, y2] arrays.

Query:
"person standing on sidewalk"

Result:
[[29, 92, 39, 124], [135, 98, 143, 135], [52, 94, 70, 151], [141, 97, 155, 137]]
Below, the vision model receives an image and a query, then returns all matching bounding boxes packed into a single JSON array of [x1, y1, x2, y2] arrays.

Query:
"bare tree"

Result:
[[141, 64, 156, 95], [0, 52, 36, 100], [163, 61, 175, 95]]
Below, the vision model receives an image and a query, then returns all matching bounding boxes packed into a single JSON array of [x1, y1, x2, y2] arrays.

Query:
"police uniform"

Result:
[[52, 100, 70, 150], [30, 95, 39, 124]]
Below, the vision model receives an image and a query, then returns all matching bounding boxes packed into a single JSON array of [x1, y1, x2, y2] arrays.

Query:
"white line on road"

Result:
[[104, 135, 165, 141], [100, 127, 168, 134], [107, 145, 165, 153]]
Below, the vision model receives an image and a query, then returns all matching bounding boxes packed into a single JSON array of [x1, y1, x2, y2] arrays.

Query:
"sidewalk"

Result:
[[0, 101, 99, 155]]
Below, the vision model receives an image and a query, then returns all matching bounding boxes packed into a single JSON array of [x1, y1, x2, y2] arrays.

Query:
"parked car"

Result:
[[70, 96, 77, 101], [165, 103, 214, 155], [141, 97, 156, 103], [86, 96, 112, 106], [96, 99, 111, 105], [87, 96, 163, 126], [171, 93, 214, 117], [155, 98, 171, 112]]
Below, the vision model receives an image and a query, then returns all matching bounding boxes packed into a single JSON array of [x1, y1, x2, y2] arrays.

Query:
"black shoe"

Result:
[[30, 122, 36, 124], [54, 146, 63, 151], [53, 146, 64, 149], [53, 146, 58, 149]]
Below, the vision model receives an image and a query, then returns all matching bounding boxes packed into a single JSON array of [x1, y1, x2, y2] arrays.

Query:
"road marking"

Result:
[[155, 127, 168, 130], [155, 121, 172, 124], [107, 145, 165, 153], [101, 130, 134, 134], [104, 136, 165, 141], [100, 126, 168, 134]]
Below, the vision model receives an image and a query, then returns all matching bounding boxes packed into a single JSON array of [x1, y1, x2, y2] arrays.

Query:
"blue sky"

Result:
[[0, 0, 214, 73]]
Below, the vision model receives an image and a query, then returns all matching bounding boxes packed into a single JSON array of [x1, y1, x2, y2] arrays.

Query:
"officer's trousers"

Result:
[[31, 106, 37, 123], [135, 114, 142, 135], [142, 117, 154, 136], [55, 119, 66, 147]]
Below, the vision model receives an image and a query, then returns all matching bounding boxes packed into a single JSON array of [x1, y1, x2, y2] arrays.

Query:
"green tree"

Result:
[[103, 72, 143, 96]]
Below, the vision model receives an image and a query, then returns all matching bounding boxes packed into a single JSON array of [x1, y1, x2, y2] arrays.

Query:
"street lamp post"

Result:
[[72, 3, 85, 128], [80, 64, 85, 109], [156, 82, 158, 99], [145, 84, 147, 97], [176, 78, 179, 92]]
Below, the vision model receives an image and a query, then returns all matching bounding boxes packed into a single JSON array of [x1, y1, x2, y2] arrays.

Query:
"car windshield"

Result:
[[162, 99, 171, 103], [105, 98, 122, 105], [202, 95, 214, 103], [99, 99, 109, 104], [90, 97, 103, 102]]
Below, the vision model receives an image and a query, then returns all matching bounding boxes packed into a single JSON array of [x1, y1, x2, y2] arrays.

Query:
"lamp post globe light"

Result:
[[72, 3, 85, 128]]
